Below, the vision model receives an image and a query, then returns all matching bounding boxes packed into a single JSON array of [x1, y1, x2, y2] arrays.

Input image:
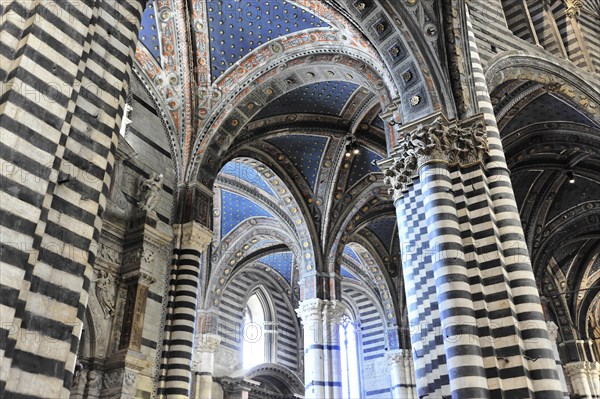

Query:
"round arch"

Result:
[[485, 52, 600, 127]]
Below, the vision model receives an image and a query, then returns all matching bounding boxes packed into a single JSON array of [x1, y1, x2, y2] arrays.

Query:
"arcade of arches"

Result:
[[1, 1, 599, 398]]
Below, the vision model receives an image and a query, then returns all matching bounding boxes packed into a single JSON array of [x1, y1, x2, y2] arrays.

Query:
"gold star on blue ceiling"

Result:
[[258, 252, 293, 283], [255, 81, 359, 119], [138, 0, 160, 62], [207, 0, 329, 80], [220, 189, 274, 237], [267, 134, 328, 190]]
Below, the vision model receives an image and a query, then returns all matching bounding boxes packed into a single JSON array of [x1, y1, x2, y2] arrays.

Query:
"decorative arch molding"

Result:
[[214, 260, 297, 317], [191, 46, 397, 181], [353, 210, 397, 253], [326, 183, 390, 273], [583, 287, 600, 351], [532, 201, 600, 283], [213, 155, 319, 279], [543, 258, 579, 342], [244, 363, 305, 397], [502, 122, 600, 160], [325, 0, 451, 119], [346, 242, 397, 325], [485, 52, 600, 126], [131, 61, 183, 181], [341, 279, 397, 350], [80, 307, 97, 361], [206, 218, 302, 309]]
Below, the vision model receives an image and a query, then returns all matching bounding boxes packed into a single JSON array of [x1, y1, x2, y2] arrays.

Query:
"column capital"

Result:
[[175, 221, 213, 250], [121, 270, 156, 286], [195, 333, 221, 354], [296, 298, 324, 323], [564, 0, 583, 18], [380, 112, 488, 200], [296, 299, 348, 325], [386, 349, 411, 366], [322, 300, 346, 325]]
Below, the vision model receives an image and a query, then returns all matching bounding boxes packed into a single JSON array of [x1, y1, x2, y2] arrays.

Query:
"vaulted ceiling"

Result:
[[493, 80, 600, 342]]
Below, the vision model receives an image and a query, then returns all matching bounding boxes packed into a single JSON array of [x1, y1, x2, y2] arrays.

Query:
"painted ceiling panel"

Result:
[[505, 94, 596, 133], [258, 251, 293, 283], [347, 147, 381, 188], [207, 0, 329, 80], [221, 189, 274, 237], [254, 81, 359, 119], [341, 265, 358, 280], [222, 161, 275, 195], [367, 218, 397, 252], [372, 115, 385, 130], [267, 134, 328, 189], [139, 0, 161, 62], [343, 246, 362, 265]]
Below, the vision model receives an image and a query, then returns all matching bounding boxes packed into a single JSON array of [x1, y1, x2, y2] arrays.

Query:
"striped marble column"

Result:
[[387, 349, 417, 399], [465, 4, 565, 397], [322, 301, 345, 399], [159, 221, 212, 398], [420, 161, 490, 398], [191, 333, 221, 399], [383, 108, 565, 398], [0, 0, 144, 397], [296, 299, 344, 399]]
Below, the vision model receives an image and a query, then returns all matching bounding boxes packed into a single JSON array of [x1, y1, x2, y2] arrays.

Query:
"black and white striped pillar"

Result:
[[387, 349, 417, 398], [0, 0, 144, 397], [159, 220, 212, 398], [465, 4, 566, 397], [296, 299, 345, 399], [383, 109, 565, 397]]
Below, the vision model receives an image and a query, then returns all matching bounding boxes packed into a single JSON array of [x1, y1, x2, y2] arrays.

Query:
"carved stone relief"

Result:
[[95, 270, 117, 318], [382, 114, 489, 199], [138, 172, 163, 213]]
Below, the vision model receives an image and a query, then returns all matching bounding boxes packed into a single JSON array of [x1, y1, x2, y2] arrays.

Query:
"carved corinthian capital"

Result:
[[380, 113, 489, 200], [296, 298, 324, 324]]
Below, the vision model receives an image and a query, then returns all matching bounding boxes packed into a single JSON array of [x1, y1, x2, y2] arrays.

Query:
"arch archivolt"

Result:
[[326, 183, 390, 272], [212, 156, 319, 279], [533, 202, 600, 279], [486, 52, 600, 126], [131, 60, 183, 182], [191, 45, 396, 181], [206, 219, 301, 309], [341, 279, 395, 349], [346, 242, 397, 325], [245, 363, 304, 396]]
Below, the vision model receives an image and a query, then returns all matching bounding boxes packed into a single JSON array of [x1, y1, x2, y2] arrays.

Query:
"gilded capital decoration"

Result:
[[381, 113, 489, 200]]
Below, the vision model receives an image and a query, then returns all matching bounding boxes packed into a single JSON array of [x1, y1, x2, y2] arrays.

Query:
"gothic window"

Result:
[[242, 289, 274, 369], [339, 313, 361, 398]]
